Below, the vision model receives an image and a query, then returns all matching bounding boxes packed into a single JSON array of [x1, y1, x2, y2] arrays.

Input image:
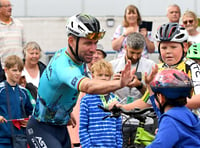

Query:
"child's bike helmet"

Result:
[[155, 23, 188, 43], [155, 23, 188, 65], [186, 43, 200, 59], [150, 69, 193, 99]]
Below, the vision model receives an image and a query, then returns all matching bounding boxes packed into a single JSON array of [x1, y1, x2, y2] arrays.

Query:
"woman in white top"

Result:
[[182, 10, 200, 45], [22, 41, 46, 88], [112, 5, 155, 58]]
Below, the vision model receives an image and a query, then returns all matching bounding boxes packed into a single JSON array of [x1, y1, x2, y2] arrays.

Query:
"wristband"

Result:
[[136, 83, 143, 90], [122, 34, 127, 37]]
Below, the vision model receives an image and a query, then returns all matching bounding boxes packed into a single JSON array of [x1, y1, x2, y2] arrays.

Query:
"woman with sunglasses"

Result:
[[182, 10, 200, 44]]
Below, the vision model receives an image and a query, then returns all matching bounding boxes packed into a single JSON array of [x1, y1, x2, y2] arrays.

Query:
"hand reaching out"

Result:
[[0, 116, 7, 123], [144, 64, 158, 85], [120, 60, 135, 87], [144, 65, 158, 95]]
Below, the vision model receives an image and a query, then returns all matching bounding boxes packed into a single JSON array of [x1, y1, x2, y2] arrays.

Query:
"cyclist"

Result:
[[186, 43, 200, 65], [146, 69, 200, 147], [26, 13, 136, 148], [116, 23, 200, 118]]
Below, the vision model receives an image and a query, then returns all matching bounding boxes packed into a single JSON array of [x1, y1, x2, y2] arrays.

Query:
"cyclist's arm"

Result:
[[186, 94, 200, 109], [117, 99, 151, 111], [186, 62, 200, 109], [79, 60, 135, 94]]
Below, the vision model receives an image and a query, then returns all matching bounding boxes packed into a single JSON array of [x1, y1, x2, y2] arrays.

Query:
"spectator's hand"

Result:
[[140, 28, 148, 37], [108, 100, 119, 110], [0, 116, 7, 123], [19, 119, 28, 127], [144, 65, 158, 85], [125, 27, 137, 36], [127, 74, 141, 88], [113, 73, 121, 80]]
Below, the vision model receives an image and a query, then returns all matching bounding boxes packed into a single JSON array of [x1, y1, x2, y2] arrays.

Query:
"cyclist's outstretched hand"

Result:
[[120, 60, 135, 87]]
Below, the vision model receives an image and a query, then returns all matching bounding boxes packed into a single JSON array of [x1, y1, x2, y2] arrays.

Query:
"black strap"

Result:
[[5, 82, 27, 135], [5, 82, 15, 136]]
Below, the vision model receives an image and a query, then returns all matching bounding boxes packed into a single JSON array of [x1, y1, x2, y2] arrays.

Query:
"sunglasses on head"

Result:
[[183, 20, 194, 25], [85, 31, 105, 40]]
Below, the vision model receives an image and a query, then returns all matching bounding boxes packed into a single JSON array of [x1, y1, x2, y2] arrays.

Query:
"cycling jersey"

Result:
[[32, 48, 86, 125]]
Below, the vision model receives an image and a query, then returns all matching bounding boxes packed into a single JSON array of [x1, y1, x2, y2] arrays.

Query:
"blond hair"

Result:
[[91, 59, 113, 76], [182, 10, 198, 28]]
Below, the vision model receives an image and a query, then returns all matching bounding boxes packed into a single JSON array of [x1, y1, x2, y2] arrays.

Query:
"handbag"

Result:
[[5, 82, 28, 148]]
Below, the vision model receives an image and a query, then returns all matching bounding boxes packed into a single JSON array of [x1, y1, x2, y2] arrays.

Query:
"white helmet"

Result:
[[155, 23, 188, 43], [66, 13, 105, 40]]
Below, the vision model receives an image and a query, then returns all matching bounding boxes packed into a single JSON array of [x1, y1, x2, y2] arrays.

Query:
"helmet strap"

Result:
[[68, 37, 83, 62], [155, 94, 165, 114]]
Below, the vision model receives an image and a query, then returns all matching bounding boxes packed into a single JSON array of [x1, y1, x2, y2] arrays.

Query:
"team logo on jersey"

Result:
[[71, 77, 78, 87]]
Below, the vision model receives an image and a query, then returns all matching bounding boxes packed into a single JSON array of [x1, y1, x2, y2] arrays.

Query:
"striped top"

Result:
[[0, 17, 25, 65], [79, 93, 123, 148]]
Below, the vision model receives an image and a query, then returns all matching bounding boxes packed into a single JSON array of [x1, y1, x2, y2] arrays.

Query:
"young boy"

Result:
[[186, 43, 200, 65], [79, 59, 123, 148], [146, 69, 200, 147], [0, 55, 33, 147]]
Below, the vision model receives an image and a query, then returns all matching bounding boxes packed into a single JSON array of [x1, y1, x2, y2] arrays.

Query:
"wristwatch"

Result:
[[136, 82, 143, 90]]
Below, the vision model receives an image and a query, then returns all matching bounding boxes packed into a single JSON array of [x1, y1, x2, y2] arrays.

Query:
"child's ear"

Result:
[[183, 42, 189, 53], [92, 74, 95, 79], [4, 67, 8, 73], [157, 93, 166, 104]]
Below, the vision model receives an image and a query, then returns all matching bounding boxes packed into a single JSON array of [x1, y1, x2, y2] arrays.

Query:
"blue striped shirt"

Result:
[[79, 93, 123, 148]]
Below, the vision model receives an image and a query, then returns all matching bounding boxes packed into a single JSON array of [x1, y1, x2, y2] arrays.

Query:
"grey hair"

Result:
[[23, 41, 42, 58], [167, 4, 181, 15], [126, 32, 145, 50]]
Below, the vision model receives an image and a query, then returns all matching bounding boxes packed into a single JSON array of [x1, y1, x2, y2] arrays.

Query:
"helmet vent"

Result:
[[78, 25, 85, 32]]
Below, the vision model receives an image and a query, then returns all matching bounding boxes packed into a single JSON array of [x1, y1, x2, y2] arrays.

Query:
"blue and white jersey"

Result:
[[33, 47, 85, 125]]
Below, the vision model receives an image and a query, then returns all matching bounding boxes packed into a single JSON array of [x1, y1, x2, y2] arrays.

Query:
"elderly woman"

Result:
[[112, 4, 155, 58], [22, 41, 46, 88], [182, 10, 200, 44]]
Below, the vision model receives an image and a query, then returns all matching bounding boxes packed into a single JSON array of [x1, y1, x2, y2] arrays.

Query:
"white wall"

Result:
[[10, 0, 200, 17], [9, 0, 200, 64]]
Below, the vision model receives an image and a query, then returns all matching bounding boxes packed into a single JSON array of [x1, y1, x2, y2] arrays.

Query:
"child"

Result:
[[0, 55, 33, 147], [79, 59, 123, 148], [146, 69, 200, 147], [186, 43, 200, 65]]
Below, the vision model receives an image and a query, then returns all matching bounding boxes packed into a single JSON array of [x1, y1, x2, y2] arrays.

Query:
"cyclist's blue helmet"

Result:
[[150, 69, 193, 99]]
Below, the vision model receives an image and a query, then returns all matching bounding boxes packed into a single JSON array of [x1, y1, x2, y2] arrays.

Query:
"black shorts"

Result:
[[26, 117, 71, 148]]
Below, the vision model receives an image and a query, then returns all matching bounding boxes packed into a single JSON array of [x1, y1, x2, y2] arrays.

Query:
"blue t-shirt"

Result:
[[33, 48, 85, 125]]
